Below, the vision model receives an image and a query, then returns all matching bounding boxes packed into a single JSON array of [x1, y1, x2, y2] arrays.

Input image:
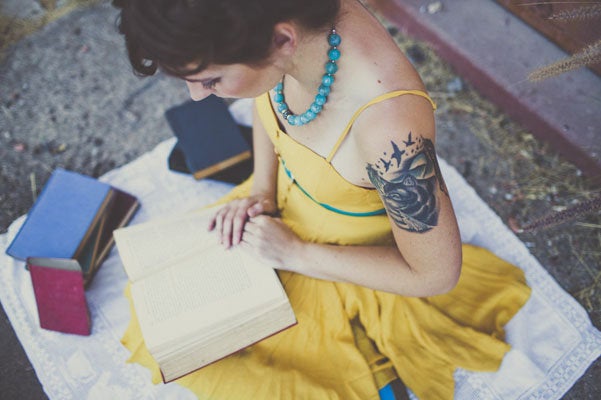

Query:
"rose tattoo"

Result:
[[367, 133, 448, 233]]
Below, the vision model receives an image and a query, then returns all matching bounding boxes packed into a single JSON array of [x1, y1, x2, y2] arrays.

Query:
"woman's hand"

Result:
[[241, 215, 304, 270], [208, 194, 277, 248]]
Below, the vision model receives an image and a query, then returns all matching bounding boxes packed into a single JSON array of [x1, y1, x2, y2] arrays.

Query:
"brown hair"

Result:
[[113, 0, 340, 77]]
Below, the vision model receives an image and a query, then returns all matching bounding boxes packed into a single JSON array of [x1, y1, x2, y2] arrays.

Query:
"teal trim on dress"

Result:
[[378, 384, 397, 400], [281, 158, 386, 217]]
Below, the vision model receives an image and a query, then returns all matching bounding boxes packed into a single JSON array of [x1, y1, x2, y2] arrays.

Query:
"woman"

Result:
[[114, 0, 531, 398]]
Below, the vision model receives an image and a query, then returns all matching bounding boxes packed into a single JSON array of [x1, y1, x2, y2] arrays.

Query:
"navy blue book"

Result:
[[166, 95, 253, 183], [6, 168, 139, 286]]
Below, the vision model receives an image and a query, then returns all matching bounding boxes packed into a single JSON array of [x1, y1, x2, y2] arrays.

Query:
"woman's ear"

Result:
[[272, 22, 297, 55]]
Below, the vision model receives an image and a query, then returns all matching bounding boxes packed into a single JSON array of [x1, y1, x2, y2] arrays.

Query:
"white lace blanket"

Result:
[[1, 102, 600, 399]]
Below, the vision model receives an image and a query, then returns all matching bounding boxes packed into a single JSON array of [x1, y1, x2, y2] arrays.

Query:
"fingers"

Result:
[[207, 209, 221, 231], [240, 221, 268, 258], [241, 217, 292, 269], [247, 202, 263, 218], [241, 216, 272, 246], [208, 207, 224, 233], [247, 199, 276, 218], [220, 201, 249, 248], [209, 198, 275, 248], [209, 199, 255, 247], [231, 205, 250, 246], [220, 210, 234, 248]]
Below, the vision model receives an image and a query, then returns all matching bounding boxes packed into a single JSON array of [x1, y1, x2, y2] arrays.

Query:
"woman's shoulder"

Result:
[[334, 3, 437, 155], [338, 42, 435, 137], [337, 9, 427, 107], [340, 48, 436, 163]]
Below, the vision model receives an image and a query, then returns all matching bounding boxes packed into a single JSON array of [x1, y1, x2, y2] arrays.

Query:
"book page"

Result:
[[130, 244, 287, 349], [114, 209, 219, 282], [135, 245, 251, 324]]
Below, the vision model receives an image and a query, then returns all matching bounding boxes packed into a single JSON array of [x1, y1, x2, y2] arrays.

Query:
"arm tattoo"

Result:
[[366, 132, 448, 233]]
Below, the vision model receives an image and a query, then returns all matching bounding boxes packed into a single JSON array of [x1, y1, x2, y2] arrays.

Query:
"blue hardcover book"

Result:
[[7, 168, 139, 285], [166, 95, 253, 183]]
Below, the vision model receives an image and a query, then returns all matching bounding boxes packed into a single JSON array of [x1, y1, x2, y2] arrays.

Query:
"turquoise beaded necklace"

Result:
[[273, 27, 341, 126]]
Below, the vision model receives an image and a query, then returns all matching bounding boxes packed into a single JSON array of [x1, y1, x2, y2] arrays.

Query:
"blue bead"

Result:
[[275, 82, 283, 92], [300, 115, 309, 124], [318, 84, 330, 96], [273, 93, 284, 103], [310, 103, 322, 113], [328, 48, 341, 61], [328, 33, 341, 47], [304, 110, 316, 120], [325, 61, 338, 75], [287, 115, 296, 125], [322, 75, 334, 87], [277, 103, 288, 112], [315, 94, 326, 106]]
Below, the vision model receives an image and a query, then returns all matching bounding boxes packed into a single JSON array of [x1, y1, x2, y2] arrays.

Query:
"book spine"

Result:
[[72, 190, 115, 261], [86, 193, 140, 288], [193, 151, 252, 180]]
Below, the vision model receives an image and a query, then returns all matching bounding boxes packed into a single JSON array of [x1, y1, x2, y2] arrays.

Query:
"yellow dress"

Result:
[[121, 90, 531, 399]]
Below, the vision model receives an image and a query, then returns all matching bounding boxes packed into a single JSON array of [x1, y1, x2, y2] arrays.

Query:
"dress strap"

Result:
[[256, 92, 279, 140], [325, 90, 437, 163]]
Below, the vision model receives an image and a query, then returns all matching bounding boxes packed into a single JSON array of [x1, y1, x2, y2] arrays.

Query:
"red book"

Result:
[[28, 257, 91, 336]]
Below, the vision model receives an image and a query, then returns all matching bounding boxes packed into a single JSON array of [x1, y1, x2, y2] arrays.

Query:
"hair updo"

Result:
[[112, 0, 341, 77]]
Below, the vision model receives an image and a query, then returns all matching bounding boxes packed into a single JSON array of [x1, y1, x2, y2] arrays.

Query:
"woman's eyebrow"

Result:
[[183, 76, 217, 83]]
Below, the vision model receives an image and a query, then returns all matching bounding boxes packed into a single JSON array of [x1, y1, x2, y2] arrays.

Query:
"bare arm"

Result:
[[210, 99, 279, 247], [249, 100, 278, 202], [244, 217, 459, 296]]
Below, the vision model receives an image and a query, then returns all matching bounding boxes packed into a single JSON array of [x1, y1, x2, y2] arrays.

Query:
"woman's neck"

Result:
[[284, 28, 335, 95], [283, 0, 353, 91]]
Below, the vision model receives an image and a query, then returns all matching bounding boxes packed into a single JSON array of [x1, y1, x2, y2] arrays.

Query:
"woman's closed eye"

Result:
[[202, 78, 220, 89]]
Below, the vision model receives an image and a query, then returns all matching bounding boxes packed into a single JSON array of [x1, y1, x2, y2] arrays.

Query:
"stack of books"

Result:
[[6, 169, 139, 335]]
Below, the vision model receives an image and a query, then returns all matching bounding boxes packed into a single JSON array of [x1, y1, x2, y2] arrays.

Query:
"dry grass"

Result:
[[548, 4, 601, 22], [0, 0, 103, 58], [529, 3, 601, 82], [528, 38, 601, 82]]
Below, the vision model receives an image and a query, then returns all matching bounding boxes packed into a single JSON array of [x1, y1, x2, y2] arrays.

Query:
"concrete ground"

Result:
[[1, 1, 599, 399]]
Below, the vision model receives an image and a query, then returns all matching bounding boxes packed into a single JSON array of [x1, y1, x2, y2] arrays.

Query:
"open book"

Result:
[[113, 208, 296, 382]]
